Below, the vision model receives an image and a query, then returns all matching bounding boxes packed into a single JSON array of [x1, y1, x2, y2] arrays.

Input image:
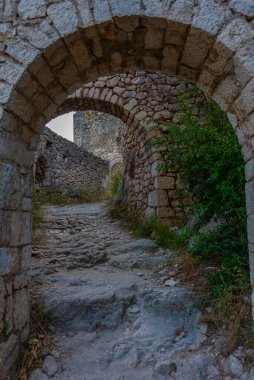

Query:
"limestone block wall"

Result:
[[73, 110, 123, 162], [35, 127, 109, 195], [62, 72, 202, 224]]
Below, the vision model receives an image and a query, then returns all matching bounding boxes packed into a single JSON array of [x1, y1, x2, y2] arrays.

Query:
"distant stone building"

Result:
[[73, 111, 123, 174]]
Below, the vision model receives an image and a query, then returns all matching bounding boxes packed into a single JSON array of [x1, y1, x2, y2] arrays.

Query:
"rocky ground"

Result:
[[29, 203, 254, 380]]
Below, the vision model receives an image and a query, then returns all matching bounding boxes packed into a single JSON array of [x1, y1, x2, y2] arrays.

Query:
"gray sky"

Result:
[[47, 112, 74, 141]]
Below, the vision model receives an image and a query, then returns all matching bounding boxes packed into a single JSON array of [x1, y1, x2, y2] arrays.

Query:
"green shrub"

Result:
[[155, 93, 246, 225], [134, 216, 191, 250], [110, 172, 123, 197], [78, 189, 107, 203], [154, 86, 249, 319]]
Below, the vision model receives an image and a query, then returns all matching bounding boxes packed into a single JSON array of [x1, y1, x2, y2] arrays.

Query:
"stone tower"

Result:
[[73, 110, 123, 166]]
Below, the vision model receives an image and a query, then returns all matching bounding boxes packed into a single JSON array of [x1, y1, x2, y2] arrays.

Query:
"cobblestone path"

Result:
[[30, 203, 252, 380]]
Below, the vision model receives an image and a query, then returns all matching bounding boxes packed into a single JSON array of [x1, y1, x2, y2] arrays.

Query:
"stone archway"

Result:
[[0, 1, 254, 376], [55, 72, 199, 223]]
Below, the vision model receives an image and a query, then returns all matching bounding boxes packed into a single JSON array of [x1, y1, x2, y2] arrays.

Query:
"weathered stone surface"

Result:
[[148, 190, 168, 207], [42, 355, 58, 377], [13, 288, 29, 331], [18, 0, 46, 20], [35, 127, 109, 196], [73, 111, 123, 162], [0, 210, 31, 247], [0, 248, 19, 275], [0, 334, 18, 378], [30, 203, 211, 379], [154, 176, 175, 190], [0, 277, 4, 330], [28, 369, 49, 380], [47, 1, 79, 37], [245, 160, 254, 181], [229, 0, 254, 19]]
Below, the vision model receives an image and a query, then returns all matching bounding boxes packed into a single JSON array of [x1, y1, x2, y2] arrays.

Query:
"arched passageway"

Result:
[[0, 0, 254, 376]]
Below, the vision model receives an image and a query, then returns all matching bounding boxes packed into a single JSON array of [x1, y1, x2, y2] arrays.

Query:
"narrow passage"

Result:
[[30, 202, 240, 380]]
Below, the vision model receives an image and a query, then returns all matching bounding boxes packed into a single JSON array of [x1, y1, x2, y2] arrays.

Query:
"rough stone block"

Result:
[[145, 27, 164, 49], [18, 0, 46, 20], [76, 0, 94, 26], [109, 0, 140, 17], [145, 207, 156, 219], [212, 76, 241, 111], [148, 190, 168, 207], [13, 288, 29, 331], [247, 215, 254, 243], [0, 248, 19, 275], [168, 0, 194, 24], [0, 210, 32, 247], [0, 59, 23, 85], [13, 273, 29, 290], [165, 21, 188, 46], [115, 16, 140, 32], [192, 0, 232, 36], [0, 162, 22, 210], [218, 18, 254, 52], [234, 78, 254, 118], [234, 42, 254, 88], [47, 1, 79, 37], [245, 160, 254, 181], [156, 207, 175, 218], [0, 277, 4, 330], [246, 180, 254, 215], [248, 243, 254, 288], [154, 176, 175, 190], [182, 28, 213, 69], [143, 56, 160, 70], [0, 334, 18, 378], [6, 37, 40, 66], [162, 45, 179, 72], [67, 35, 93, 73]]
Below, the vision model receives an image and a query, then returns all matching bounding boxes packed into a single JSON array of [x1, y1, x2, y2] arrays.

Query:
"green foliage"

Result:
[[134, 216, 191, 250], [108, 203, 140, 230], [153, 86, 250, 329], [2, 321, 10, 336], [32, 196, 42, 228], [155, 94, 246, 224], [110, 172, 123, 197], [78, 189, 108, 203], [190, 223, 249, 293], [33, 188, 107, 207]]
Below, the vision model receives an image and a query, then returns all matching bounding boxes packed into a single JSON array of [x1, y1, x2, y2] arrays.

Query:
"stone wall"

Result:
[[35, 127, 109, 195], [62, 72, 201, 224], [0, 0, 254, 376], [73, 110, 123, 164]]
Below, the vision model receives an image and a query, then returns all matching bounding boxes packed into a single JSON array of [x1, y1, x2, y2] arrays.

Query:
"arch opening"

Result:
[[0, 2, 254, 376]]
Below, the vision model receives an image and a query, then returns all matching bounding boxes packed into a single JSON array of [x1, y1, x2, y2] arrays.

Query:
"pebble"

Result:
[[164, 279, 177, 287], [42, 355, 58, 377], [127, 305, 140, 314], [28, 369, 49, 380], [229, 355, 244, 377]]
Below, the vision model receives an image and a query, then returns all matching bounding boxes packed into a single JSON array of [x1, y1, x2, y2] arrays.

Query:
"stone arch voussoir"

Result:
[[0, 0, 254, 376]]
